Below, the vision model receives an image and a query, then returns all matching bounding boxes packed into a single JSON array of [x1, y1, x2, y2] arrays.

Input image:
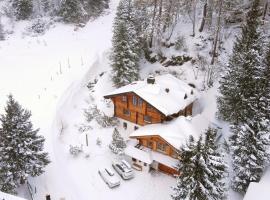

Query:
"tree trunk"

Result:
[[211, 0, 223, 65], [191, 0, 197, 37], [199, 3, 207, 32], [149, 0, 158, 48], [262, 1, 268, 24]]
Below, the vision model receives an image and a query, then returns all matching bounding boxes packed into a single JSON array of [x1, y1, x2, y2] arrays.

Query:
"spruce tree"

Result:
[[12, 0, 33, 20], [109, 128, 126, 154], [172, 131, 227, 200], [0, 95, 50, 194], [217, 0, 263, 124], [229, 42, 270, 193], [111, 0, 140, 87], [230, 120, 270, 193], [58, 0, 86, 23]]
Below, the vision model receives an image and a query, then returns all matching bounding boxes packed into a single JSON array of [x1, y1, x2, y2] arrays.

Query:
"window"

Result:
[[172, 150, 178, 159], [123, 122, 127, 129], [144, 115, 152, 123], [147, 104, 155, 111], [144, 163, 147, 167], [138, 98, 143, 107], [132, 158, 137, 162], [132, 96, 137, 106], [123, 109, 130, 116], [122, 95, 127, 102], [157, 142, 167, 153], [148, 141, 153, 148]]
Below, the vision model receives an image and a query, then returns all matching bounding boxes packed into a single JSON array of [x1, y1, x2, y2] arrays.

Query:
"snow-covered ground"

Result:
[[0, 0, 263, 199], [0, 1, 176, 199]]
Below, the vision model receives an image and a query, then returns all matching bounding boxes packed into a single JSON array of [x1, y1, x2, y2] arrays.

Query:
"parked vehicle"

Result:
[[98, 167, 120, 188], [112, 160, 134, 180]]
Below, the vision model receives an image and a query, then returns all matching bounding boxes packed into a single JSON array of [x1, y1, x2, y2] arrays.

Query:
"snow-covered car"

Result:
[[98, 167, 121, 188], [112, 160, 134, 180]]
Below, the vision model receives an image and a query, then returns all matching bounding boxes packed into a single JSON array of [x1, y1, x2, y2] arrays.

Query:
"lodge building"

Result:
[[104, 74, 199, 175]]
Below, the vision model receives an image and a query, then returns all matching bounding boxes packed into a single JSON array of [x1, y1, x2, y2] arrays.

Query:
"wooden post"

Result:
[[86, 133, 88, 147]]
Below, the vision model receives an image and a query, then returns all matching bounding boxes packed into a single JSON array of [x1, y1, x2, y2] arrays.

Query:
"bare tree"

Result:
[[199, 1, 207, 32], [211, 0, 223, 65]]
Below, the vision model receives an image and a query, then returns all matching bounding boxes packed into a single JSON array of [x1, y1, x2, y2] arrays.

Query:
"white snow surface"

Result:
[[0, 1, 176, 200], [0, 191, 27, 200], [105, 74, 198, 116]]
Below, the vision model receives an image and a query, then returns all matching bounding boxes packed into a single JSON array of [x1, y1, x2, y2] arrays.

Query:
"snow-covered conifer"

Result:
[[111, 0, 140, 87], [230, 119, 270, 193], [0, 95, 50, 193], [109, 128, 126, 154], [172, 129, 227, 200], [58, 0, 86, 23], [217, 0, 264, 123], [12, 0, 33, 20]]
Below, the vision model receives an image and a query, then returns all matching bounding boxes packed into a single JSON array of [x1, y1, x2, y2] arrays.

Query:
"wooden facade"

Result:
[[111, 92, 165, 126], [106, 92, 193, 126], [131, 135, 178, 159]]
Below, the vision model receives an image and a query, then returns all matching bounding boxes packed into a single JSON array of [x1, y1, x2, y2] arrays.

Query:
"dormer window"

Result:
[[122, 95, 127, 102], [123, 109, 130, 116]]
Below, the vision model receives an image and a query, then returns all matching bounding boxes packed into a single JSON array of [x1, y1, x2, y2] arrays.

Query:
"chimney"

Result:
[[46, 195, 51, 200], [147, 75, 155, 84], [165, 88, 170, 93]]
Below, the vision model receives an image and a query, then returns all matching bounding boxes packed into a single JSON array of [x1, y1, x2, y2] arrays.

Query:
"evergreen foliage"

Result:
[[58, 0, 86, 23], [12, 0, 33, 20], [58, 0, 109, 24], [218, 0, 270, 193], [217, 0, 264, 124], [172, 129, 227, 200], [109, 128, 126, 154], [0, 95, 50, 194], [230, 120, 270, 193], [111, 0, 140, 87]]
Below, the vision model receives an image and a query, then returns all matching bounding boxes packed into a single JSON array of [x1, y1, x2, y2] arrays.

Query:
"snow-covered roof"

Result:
[[244, 168, 270, 200], [104, 74, 198, 116], [130, 116, 208, 150], [151, 150, 178, 168], [0, 191, 27, 200], [125, 140, 178, 168], [125, 145, 153, 164]]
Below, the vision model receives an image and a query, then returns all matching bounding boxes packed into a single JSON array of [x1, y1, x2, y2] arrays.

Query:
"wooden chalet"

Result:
[[104, 74, 197, 130], [104, 74, 199, 175]]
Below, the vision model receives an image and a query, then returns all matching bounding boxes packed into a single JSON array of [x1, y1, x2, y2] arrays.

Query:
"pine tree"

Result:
[[81, 0, 109, 18], [58, 0, 86, 23], [109, 128, 126, 154], [172, 130, 227, 200], [111, 0, 140, 87], [217, 0, 270, 193], [12, 0, 33, 20], [229, 42, 270, 194], [230, 120, 270, 193], [0, 95, 50, 194], [217, 0, 264, 123]]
